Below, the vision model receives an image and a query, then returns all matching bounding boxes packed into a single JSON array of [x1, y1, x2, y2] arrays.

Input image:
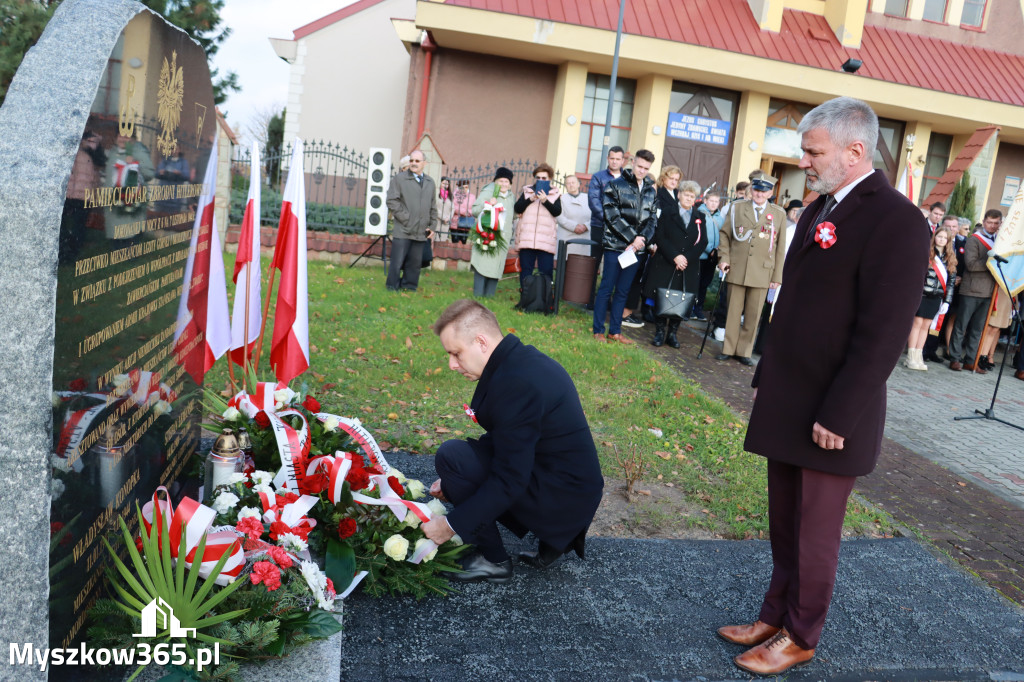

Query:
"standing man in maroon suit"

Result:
[[717, 97, 929, 676]]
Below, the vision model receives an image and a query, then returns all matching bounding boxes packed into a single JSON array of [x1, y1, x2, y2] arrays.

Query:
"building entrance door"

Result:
[[662, 84, 739, 194]]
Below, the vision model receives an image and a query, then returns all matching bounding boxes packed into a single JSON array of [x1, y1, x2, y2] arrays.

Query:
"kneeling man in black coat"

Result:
[[421, 299, 604, 583]]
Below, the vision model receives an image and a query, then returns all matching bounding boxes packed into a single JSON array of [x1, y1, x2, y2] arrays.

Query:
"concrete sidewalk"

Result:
[[340, 454, 1024, 681]]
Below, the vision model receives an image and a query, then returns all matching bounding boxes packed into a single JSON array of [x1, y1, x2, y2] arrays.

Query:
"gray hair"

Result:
[[678, 180, 701, 196], [957, 216, 971, 227], [797, 97, 878, 158]]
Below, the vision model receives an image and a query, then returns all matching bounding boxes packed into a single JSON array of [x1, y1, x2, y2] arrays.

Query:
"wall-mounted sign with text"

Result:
[[667, 113, 731, 146]]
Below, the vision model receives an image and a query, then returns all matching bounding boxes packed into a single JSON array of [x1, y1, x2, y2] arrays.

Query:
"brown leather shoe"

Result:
[[1016, 370, 1024, 381], [606, 334, 635, 345], [717, 620, 780, 646], [734, 628, 815, 676], [964, 362, 987, 374], [593, 333, 607, 343], [949, 361, 963, 371]]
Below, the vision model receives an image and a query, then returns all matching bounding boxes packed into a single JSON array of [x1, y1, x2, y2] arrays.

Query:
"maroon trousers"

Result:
[[758, 460, 857, 650]]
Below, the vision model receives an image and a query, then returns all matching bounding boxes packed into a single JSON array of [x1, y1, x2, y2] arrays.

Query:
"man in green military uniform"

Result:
[[716, 175, 787, 366]]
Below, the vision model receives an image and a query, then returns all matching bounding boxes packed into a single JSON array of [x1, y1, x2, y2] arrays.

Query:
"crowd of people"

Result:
[[383, 134, 1022, 383]]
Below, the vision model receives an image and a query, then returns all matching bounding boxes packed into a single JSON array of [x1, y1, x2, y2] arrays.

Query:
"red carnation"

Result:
[[250, 561, 282, 591], [69, 378, 87, 392], [303, 396, 322, 412], [387, 475, 405, 497], [269, 521, 291, 541], [135, 536, 144, 553], [326, 577, 336, 598], [235, 517, 264, 542], [267, 545, 293, 569], [337, 518, 357, 539], [346, 467, 370, 491], [254, 411, 271, 429], [280, 492, 300, 505]]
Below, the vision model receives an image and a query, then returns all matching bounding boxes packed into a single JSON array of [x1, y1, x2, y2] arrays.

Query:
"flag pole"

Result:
[[255, 267, 277, 373], [243, 262, 252, 376]]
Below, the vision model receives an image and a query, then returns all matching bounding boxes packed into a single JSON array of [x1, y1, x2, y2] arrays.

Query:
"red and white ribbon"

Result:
[[231, 381, 285, 418], [304, 451, 358, 504], [268, 408, 311, 491], [141, 487, 245, 585], [317, 413, 390, 474]]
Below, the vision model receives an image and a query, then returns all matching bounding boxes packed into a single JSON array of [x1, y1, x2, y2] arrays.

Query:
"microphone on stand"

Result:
[[988, 250, 1008, 264]]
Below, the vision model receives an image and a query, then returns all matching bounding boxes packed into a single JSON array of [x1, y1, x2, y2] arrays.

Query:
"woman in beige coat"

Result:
[[470, 167, 515, 297]]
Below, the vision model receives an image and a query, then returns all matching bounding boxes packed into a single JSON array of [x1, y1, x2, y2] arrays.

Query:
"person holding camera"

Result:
[[514, 163, 562, 289]]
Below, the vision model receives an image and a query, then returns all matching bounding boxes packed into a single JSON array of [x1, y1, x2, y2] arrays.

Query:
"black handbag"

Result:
[[655, 270, 694, 319]]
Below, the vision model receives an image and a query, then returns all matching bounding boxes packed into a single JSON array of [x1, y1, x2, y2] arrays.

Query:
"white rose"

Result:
[[406, 479, 426, 499], [251, 470, 274, 486], [427, 498, 447, 517], [382, 534, 409, 561], [322, 416, 339, 432], [451, 533, 464, 546], [390, 468, 407, 484], [414, 538, 438, 563], [153, 400, 172, 417], [222, 406, 241, 421], [403, 513, 421, 529], [212, 492, 240, 515], [273, 387, 296, 406], [277, 532, 308, 553], [237, 506, 262, 520]]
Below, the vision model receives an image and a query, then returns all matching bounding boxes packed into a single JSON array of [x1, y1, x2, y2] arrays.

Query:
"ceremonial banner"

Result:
[[988, 182, 1024, 296], [896, 159, 914, 202]]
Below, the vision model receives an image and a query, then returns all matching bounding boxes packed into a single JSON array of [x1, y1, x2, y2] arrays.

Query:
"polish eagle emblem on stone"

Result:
[[156, 50, 184, 158]]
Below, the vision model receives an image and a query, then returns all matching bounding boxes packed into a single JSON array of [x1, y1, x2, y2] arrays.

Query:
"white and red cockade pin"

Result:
[[815, 221, 837, 249], [463, 403, 478, 423]]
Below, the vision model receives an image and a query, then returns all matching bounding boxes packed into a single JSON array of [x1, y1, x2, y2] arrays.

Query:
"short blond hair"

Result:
[[432, 299, 501, 338], [658, 165, 682, 188]]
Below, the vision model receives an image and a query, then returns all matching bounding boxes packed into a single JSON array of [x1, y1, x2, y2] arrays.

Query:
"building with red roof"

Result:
[[283, 0, 1024, 218]]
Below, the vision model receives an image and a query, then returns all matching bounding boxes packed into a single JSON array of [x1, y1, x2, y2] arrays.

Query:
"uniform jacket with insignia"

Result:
[[717, 199, 787, 288]]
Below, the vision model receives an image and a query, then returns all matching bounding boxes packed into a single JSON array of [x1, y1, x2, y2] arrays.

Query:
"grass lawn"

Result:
[[209, 258, 893, 540]]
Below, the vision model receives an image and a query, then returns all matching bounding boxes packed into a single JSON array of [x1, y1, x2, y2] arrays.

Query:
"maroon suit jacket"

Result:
[[745, 170, 930, 477]]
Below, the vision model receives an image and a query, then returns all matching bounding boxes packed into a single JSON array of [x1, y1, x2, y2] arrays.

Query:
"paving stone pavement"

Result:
[[628, 318, 1024, 606]]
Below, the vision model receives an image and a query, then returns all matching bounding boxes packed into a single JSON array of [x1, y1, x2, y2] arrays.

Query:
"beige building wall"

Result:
[[278, 0, 415, 157]]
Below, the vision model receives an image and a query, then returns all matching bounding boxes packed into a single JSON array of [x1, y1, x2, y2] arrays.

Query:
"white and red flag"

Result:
[[174, 133, 230, 384], [896, 158, 914, 202], [269, 139, 310, 384], [229, 142, 263, 367]]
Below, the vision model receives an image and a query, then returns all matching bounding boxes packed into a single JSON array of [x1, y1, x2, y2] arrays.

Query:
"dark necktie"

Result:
[[415, 174, 423, 184], [805, 195, 836, 245]]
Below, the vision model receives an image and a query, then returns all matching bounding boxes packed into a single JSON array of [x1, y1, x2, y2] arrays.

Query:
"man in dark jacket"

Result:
[[587, 146, 625, 260], [422, 300, 603, 583], [718, 98, 929, 676], [948, 209, 1002, 372], [384, 150, 436, 291], [591, 149, 658, 344]]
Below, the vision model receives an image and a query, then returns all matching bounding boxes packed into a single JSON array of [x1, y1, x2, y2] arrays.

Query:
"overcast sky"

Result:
[[214, 0, 359, 145]]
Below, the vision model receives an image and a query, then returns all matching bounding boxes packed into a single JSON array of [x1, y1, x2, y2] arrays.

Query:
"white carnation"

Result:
[[427, 498, 447, 517], [226, 472, 247, 486], [113, 374, 131, 390], [212, 492, 240, 515], [278, 532, 307, 553], [300, 560, 335, 610], [51, 392, 62, 408], [252, 483, 274, 495], [222, 406, 241, 421], [237, 506, 262, 520], [50, 478, 66, 500], [251, 470, 274, 486]]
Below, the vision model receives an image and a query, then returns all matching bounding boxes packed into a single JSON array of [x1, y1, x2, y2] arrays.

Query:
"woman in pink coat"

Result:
[[513, 163, 562, 289]]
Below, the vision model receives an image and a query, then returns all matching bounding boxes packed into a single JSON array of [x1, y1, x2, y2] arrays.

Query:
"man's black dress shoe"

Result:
[[737, 356, 755, 366], [715, 353, 731, 361], [922, 351, 942, 363], [447, 552, 513, 584], [519, 530, 587, 569]]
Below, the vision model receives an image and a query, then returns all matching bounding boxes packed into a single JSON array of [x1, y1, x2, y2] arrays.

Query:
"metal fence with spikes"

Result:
[[229, 146, 588, 233]]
